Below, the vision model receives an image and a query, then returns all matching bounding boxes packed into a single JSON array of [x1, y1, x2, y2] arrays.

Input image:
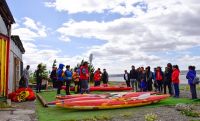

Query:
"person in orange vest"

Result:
[[94, 68, 102, 86], [79, 61, 90, 94], [72, 68, 80, 93]]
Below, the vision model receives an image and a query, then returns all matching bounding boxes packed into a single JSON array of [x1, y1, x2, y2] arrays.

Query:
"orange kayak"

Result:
[[56, 93, 169, 110]]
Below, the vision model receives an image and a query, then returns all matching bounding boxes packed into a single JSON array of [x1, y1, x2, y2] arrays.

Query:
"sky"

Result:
[[6, 0, 200, 74]]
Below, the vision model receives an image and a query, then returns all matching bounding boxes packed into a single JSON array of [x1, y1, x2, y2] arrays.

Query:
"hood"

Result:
[[59, 64, 65, 69]]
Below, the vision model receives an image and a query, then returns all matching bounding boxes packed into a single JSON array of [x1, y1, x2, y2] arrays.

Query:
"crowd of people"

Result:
[[124, 63, 199, 99], [50, 61, 109, 95], [20, 62, 199, 99]]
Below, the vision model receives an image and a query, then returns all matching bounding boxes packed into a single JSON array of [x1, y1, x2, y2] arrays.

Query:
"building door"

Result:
[[13, 58, 20, 91], [0, 35, 9, 97]]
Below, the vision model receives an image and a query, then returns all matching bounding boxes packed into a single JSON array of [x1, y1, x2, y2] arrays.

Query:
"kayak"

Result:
[[56, 94, 106, 100], [62, 86, 132, 91], [56, 93, 169, 110], [48, 96, 106, 105], [49, 92, 155, 106]]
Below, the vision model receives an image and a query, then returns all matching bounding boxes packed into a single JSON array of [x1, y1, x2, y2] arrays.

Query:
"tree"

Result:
[[34, 63, 49, 80]]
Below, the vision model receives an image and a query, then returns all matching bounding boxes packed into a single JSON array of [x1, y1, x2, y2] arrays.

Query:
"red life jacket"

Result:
[[94, 71, 101, 81], [156, 71, 163, 81], [79, 65, 89, 80]]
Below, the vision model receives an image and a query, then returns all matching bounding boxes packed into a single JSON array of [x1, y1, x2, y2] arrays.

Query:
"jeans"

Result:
[[25, 79, 29, 88], [65, 80, 71, 95], [190, 84, 197, 99], [80, 80, 89, 94], [94, 81, 101, 86], [164, 81, 172, 95], [157, 81, 163, 93], [57, 81, 63, 95], [130, 79, 137, 91], [125, 80, 130, 87], [36, 80, 42, 92], [173, 83, 179, 97]]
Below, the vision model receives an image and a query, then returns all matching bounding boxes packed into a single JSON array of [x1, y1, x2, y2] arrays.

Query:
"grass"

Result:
[[36, 89, 199, 121]]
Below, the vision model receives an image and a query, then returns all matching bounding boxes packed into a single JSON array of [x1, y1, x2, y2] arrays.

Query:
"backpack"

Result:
[[193, 76, 200, 84]]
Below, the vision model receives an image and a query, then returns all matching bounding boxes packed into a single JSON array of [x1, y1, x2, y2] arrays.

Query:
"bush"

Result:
[[145, 113, 158, 121]]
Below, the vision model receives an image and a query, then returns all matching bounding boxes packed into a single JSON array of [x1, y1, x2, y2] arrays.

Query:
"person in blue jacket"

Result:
[[56, 64, 65, 95], [186, 66, 197, 99], [64, 65, 72, 95]]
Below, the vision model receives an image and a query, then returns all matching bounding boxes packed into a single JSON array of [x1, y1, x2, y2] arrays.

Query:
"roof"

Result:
[[0, 0, 15, 25], [11, 35, 25, 54]]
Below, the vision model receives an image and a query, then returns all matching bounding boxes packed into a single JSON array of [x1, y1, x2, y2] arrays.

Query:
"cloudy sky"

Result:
[[7, 0, 200, 74]]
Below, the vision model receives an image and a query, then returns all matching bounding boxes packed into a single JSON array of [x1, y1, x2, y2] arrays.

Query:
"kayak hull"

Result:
[[56, 94, 169, 110]]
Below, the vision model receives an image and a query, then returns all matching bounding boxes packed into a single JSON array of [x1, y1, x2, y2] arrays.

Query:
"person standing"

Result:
[[172, 65, 180, 98], [124, 70, 130, 87], [64, 65, 72, 95], [139, 67, 146, 91], [102, 69, 109, 85], [164, 63, 173, 95], [72, 68, 80, 94], [155, 67, 164, 93], [35, 64, 43, 93], [56, 64, 65, 95], [22, 65, 30, 88], [186, 66, 197, 99], [129, 66, 138, 91], [50, 66, 57, 88], [153, 68, 158, 92], [80, 62, 90, 94], [94, 68, 101, 86], [146, 66, 153, 91]]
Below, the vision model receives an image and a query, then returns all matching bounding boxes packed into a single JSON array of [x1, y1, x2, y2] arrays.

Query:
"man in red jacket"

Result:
[[79, 62, 90, 94], [172, 65, 180, 98]]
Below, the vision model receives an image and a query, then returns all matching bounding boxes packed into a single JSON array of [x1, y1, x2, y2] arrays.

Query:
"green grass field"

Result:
[[36, 90, 198, 121]]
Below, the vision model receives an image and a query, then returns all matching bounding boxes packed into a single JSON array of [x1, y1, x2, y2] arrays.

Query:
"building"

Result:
[[9, 35, 25, 93], [0, 0, 15, 97]]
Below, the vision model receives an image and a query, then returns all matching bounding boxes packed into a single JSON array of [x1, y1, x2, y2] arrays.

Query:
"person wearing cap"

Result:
[[56, 64, 65, 95], [64, 65, 72, 95], [94, 68, 102, 86], [79, 62, 90, 94]]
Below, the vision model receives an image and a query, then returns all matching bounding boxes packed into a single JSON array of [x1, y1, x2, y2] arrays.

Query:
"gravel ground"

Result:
[[109, 89, 200, 121]]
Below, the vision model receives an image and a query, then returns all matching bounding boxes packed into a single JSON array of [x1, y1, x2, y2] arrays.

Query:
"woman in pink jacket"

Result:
[[172, 65, 180, 98]]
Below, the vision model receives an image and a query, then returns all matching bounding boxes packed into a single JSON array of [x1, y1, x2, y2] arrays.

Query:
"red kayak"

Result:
[[62, 86, 132, 91], [56, 94, 169, 110], [49, 92, 156, 105]]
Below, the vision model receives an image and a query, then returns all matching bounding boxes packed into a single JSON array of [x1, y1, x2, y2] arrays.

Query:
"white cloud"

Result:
[[44, 0, 147, 15], [55, 0, 200, 73], [12, 17, 47, 41]]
